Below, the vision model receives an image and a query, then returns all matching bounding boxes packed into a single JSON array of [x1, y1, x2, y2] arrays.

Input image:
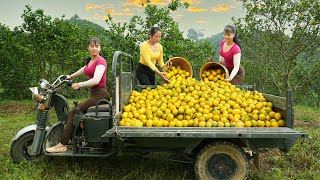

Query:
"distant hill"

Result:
[[206, 32, 223, 60], [67, 14, 106, 34]]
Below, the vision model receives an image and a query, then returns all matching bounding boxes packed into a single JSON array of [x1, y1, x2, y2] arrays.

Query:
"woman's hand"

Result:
[[71, 83, 80, 90], [166, 61, 172, 68], [224, 78, 231, 82], [155, 69, 169, 83], [66, 75, 72, 79], [162, 61, 172, 72], [160, 72, 169, 83]]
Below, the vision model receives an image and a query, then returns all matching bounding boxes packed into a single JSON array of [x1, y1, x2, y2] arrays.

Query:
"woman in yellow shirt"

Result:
[[136, 26, 169, 85]]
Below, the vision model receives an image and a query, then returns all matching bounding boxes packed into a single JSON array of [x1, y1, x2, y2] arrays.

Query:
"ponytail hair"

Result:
[[223, 25, 241, 48]]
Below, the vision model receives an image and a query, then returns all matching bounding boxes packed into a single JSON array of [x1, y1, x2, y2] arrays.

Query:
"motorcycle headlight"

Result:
[[39, 79, 50, 90]]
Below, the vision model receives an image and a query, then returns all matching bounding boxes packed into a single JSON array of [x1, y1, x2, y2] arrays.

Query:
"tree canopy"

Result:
[[0, 0, 318, 107], [0, 1, 215, 100], [234, 0, 319, 100]]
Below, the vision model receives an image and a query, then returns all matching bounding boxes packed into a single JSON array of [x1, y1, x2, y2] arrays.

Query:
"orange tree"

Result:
[[0, 6, 109, 100], [0, 24, 37, 99], [234, 0, 320, 100], [104, 0, 215, 81]]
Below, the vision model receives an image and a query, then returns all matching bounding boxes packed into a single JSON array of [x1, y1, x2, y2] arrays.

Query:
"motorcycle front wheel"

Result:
[[10, 131, 45, 163]]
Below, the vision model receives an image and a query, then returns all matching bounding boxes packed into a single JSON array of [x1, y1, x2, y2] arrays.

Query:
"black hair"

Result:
[[87, 37, 102, 47], [223, 25, 241, 48], [148, 26, 162, 39], [85, 37, 104, 64]]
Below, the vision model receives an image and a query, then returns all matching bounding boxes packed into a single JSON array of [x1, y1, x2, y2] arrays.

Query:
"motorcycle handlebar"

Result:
[[51, 75, 73, 89]]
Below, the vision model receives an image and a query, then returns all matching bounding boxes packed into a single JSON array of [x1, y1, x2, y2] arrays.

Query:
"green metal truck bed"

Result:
[[104, 127, 306, 139]]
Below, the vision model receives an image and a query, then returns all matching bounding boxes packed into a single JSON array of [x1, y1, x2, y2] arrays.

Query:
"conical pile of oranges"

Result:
[[119, 65, 285, 128]]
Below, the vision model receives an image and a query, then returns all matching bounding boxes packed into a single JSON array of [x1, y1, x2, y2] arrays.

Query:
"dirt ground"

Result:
[[296, 120, 320, 128], [0, 101, 36, 114]]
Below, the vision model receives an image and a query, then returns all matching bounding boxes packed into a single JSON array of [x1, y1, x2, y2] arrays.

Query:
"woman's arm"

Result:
[[73, 65, 105, 89], [219, 56, 225, 64], [227, 53, 241, 81], [68, 67, 85, 79], [157, 45, 164, 70], [154, 68, 169, 83]]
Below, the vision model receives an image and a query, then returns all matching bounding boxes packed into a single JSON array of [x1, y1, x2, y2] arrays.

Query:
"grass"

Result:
[[0, 101, 319, 179]]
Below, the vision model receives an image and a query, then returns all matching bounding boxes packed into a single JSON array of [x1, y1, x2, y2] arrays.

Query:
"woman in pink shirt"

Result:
[[219, 25, 245, 85], [46, 37, 110, 153]]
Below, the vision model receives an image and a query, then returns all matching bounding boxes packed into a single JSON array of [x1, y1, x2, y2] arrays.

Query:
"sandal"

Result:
[[46, 143, 67, 153]]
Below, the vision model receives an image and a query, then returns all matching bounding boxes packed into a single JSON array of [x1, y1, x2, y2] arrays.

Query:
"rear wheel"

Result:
[[194, 141, 249, 180], [10, 131, 45, 163]]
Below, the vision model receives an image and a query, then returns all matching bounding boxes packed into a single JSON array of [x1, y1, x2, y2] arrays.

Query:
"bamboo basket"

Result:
[[200, 62, 229, 81], [164, 57, 193, 77]]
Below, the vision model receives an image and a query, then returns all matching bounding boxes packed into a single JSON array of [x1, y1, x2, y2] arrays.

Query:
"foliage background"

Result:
[[0, 0, 319, 107], [0, 1, 319, 179]]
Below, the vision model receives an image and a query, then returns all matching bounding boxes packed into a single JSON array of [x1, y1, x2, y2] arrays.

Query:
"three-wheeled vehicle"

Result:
[[11, 51, 307, 179]]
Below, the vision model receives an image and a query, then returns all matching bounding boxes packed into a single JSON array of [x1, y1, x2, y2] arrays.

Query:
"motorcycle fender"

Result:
[[12, 124, 49, 141]]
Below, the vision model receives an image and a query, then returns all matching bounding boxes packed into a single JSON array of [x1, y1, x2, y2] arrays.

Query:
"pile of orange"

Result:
[[119, 65, 285, 128]]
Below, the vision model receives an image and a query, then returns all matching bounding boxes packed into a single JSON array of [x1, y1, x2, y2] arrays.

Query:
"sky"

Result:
[[0, 0, 245, 37]]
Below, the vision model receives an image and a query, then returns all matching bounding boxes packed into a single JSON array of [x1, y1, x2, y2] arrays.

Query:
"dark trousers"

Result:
[[60, 87, 110, 145], [136, 63, 155, 85], [227, 65, 245, 85]]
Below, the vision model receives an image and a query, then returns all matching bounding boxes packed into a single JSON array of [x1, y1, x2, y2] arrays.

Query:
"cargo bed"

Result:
[[104, 126, 305, 139]]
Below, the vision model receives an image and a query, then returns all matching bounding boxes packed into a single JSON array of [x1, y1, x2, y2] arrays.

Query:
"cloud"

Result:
[[211, 5, 235, 12], [85, 4, 103, 11], [182, 0, 201, 4], [172, 14, 184, 19], [103, 8, 134, 16], [151, 0, 168, 5], [123, 8, 131, 13], [122, 0, 168, 6], [86, 13, 102, 20], [196, 19, 209, 24], [105, 3, 115, 7], [86, 14, 125, 22], [123, 8, 134, 16], [134, 7, 143, 12], [187, 7, 208, 12], [104, 9, 117, 15]]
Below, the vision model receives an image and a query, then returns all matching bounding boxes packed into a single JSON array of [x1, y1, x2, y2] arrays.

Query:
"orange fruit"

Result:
[[244, 121, 251, 127], [257, 120, 265, 127], [271, 121, 279, 128], [278, 120, 285, 127], [258, 114, 266, 121], [274, 113, 282, 120]]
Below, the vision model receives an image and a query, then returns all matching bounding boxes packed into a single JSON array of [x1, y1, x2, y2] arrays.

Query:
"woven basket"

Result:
[[200, 62, 229, 81], [164, 57, 193, 77]]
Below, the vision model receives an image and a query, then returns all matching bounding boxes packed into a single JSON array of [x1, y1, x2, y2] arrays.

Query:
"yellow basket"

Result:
[[200, 62, 229, 80], [164, 57, 193, 77]]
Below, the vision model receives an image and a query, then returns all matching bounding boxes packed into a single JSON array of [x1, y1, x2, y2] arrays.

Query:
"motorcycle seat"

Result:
[[87, 104, 110, 113], [85, 99, 111, 117]]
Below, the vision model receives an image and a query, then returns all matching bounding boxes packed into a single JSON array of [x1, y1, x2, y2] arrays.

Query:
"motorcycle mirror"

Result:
[[29, 87, 39, 100], [29, 87, 39, 95]]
